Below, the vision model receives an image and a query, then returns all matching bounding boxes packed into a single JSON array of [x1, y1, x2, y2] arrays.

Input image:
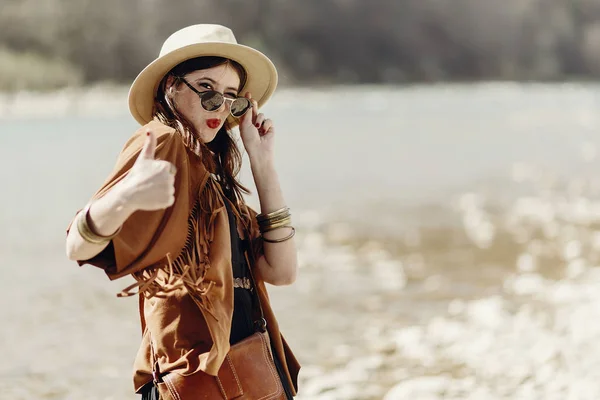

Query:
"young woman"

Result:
[[66, 24, 300, 399]]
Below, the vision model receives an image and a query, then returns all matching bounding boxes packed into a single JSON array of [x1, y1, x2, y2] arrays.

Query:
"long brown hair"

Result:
[[154, 56, 250, 204]]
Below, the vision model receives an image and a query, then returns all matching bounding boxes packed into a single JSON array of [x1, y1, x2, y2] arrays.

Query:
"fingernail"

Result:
[[146, 131, 150, 136], [255, 123, 260, 128]]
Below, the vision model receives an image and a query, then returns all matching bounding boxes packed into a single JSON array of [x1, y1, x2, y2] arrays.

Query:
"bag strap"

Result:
[[244, 247, 267, 332]]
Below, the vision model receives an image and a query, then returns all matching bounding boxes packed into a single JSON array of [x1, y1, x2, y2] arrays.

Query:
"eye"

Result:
[[225, 92, 238, 99], [198, 82, 212, 90]]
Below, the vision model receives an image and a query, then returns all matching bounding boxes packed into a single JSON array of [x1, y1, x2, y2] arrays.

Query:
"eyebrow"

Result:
[[196, 77, 239, 93]]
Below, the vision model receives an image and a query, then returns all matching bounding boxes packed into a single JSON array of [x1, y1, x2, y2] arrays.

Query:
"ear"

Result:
[[165, 75, 177, 93]]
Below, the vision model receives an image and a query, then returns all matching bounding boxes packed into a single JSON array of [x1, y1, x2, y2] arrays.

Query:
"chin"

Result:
[[198, 129, 220, 144]]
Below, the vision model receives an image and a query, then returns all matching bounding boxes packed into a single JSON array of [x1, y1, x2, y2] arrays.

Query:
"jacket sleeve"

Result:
[[66, 123, 192, 281]]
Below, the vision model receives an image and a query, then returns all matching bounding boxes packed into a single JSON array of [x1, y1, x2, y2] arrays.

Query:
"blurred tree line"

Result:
[[2, 0, 600, 90]]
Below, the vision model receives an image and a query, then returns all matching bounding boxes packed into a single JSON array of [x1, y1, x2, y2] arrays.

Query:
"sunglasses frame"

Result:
[[179, 77, 251, 118]]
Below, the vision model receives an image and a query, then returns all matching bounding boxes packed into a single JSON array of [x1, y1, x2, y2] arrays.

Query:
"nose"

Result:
[[216, 98, 231, 113]]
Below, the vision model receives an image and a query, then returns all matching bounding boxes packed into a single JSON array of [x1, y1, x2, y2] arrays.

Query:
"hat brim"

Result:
[[128, 42, 277, 127]]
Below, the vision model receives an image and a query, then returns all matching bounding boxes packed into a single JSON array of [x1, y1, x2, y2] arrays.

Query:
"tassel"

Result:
[[117, 176, 224, 313]]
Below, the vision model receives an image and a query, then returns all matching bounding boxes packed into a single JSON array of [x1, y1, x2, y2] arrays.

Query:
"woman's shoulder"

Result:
[[118, 120, 187, 162], [125, 120, 178, 148]]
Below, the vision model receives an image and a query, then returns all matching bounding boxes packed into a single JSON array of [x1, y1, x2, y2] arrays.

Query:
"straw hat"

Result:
[[128, 24, 278, 126]]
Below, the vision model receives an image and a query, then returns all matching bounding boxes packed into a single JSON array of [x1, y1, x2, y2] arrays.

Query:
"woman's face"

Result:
[[168, 63, 242, 143]]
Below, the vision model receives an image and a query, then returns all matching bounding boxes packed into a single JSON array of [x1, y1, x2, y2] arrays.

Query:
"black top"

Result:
[[224, 200, 256, 345]]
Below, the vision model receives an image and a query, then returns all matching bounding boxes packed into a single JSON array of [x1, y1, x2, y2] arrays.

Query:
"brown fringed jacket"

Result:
[[67, 120, 300, 395]]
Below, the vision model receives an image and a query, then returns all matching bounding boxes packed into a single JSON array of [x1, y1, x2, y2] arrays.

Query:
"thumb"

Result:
[[137, 130, 157, 161], [239, 92, 255, 130], [239, 107, 253, 130]]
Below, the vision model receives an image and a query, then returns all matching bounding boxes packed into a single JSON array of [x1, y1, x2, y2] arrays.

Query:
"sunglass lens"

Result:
[[200, 91, 224, 111], [230, 98, 251, 117]]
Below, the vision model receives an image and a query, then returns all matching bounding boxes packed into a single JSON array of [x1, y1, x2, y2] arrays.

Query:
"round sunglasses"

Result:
[[180, 78, 251, 118]]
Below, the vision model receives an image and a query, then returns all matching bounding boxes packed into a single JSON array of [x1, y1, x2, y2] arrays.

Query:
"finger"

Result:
[[262, 126, 275, 140], [139, 130, 157, 161], [240, 109, 253, 128], [240, 93, 254, 128], [252, 100, 259, 123], [260, 119, 273, 134], [157, 182, 175, 198], [255, 113, 266, 129], [155, 160, 177, 175], [245, 92, 258, 123], [164, 162, 177, 176]]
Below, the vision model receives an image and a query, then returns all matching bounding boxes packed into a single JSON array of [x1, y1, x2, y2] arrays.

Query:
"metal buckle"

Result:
[[254, 318, 267, 332]]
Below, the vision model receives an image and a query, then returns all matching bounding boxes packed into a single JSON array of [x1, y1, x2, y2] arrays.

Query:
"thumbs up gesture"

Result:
[[121, 130, 176, 211]]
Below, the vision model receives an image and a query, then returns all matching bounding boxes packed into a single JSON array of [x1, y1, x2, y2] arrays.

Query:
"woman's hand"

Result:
[[119, 130, 176, 212], [239, 92, 275, 166], [66, 130, 176, 261]]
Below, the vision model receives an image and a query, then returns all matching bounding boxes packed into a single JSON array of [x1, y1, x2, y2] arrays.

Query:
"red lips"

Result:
[[206, 118, 221, 129]]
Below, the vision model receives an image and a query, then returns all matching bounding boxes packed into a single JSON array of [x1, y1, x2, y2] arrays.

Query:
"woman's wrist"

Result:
[[251, 161, 279, 197], [86, 181, 138, 237], [250, 159, 277, 184], [249, 154, 275, 172], [112, 179, 140, 215]]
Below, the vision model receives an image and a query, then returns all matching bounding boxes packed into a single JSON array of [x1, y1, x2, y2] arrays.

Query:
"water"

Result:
[[2, 83, 600, 399]]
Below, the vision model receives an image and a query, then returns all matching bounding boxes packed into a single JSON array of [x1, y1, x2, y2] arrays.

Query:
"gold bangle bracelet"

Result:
[[262, 227, 296, 243], [256, 207, 290, 222], [259, 217, 292, 233], [258, 210, 291, 222], [76, 203, 122, 244], [77, 211, 107, 244], [257, 216, 291, 227], [258, 212, 291, 224]]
